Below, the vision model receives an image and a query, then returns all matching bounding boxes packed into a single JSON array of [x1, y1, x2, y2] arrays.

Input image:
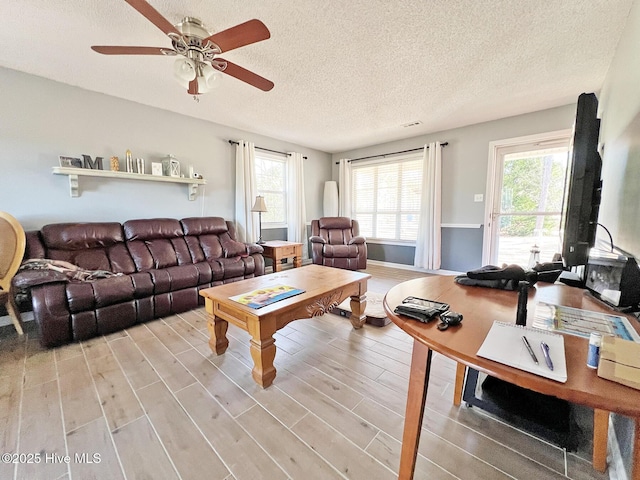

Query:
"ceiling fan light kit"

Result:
[[91, 0, 273, 98]]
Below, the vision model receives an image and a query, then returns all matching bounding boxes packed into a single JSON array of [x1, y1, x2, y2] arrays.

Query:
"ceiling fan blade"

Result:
[[91, 46, 174, 55], [124, 0, 180, 36], [188, 79, 199, 95], [204, 19, 270, 53], [217, 58, 274, 91]]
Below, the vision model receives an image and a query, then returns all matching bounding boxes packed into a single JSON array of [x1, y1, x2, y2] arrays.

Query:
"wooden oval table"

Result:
[[383, 275, 640, 480]]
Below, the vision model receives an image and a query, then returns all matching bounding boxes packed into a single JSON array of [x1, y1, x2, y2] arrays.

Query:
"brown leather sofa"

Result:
[[14, 217, 264, 347], [309, 217, 367, 270]]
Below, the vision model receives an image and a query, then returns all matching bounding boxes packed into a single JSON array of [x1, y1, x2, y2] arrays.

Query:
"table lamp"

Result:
[[251, 195, 267, 244]]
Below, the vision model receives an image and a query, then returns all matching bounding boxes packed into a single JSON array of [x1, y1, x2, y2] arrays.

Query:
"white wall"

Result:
[[598, 0, 640, 259], [597, 0, 640, 477], [0, 67, 331, 231], [333, 105, 576, 224]]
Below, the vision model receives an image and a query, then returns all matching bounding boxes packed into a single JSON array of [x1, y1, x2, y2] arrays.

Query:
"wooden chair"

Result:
[[0, 211, 26, 335]]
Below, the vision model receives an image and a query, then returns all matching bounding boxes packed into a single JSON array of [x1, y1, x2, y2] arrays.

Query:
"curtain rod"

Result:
[[228, 140, 308, 159], [334, 142, 448, 164]]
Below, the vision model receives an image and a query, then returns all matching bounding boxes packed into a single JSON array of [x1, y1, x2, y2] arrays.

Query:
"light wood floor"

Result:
[[0, 264, 608, 480]]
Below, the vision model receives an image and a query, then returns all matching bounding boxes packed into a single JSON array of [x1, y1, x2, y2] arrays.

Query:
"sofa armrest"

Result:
[[13, 270, 68, 289], [309, 236, 326, 244], [220, 235, 251, 258], [349, 236, 366, 245], [246, 243, 264, 255]]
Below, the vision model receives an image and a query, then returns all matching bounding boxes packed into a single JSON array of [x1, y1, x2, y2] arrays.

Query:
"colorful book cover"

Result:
[[230, 285, 305, 309]]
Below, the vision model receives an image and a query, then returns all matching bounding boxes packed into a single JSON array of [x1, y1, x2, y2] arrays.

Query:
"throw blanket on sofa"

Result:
[[19, 259, 122, 282]]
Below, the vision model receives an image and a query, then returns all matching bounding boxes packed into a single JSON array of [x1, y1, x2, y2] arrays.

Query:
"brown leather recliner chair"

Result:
[[310, 217, 367, 270]]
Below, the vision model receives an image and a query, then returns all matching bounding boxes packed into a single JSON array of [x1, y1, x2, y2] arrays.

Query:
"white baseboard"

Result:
[[366, 259, 463, 276]]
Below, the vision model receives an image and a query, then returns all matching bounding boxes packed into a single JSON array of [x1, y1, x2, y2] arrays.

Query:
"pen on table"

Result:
[[540, 341, 554, 371], [522, 335, 538, 365]]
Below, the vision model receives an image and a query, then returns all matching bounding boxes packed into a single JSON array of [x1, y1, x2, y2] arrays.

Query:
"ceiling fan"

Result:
[[91, 0, 274, 98]]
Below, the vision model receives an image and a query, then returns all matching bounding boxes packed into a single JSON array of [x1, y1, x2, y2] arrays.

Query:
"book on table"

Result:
[[229, 285, 305, 309], [477, 321, 568, 383]]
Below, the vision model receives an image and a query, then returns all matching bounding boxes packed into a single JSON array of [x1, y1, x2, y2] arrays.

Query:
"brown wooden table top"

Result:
[[383, 275, 640, 419], [261, 240, 303, 247], [200, 264, 370, 316]]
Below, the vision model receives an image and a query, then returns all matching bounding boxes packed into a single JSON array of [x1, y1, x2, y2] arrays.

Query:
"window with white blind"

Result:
[[255, 152, 287, 226], [351, 154, 423, 242]]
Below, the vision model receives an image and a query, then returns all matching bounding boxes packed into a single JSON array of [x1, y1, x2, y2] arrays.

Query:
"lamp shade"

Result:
[[197, 63, 222, 93], [174, 57, 196, 87], [251, 196, 268, 212]]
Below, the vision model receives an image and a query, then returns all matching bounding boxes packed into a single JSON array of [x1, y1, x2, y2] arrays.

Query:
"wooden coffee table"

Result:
[[200, 264, 370, 387]]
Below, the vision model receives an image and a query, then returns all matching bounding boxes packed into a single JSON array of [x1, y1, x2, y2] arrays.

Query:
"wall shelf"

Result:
[[52, 166, 206, 201]]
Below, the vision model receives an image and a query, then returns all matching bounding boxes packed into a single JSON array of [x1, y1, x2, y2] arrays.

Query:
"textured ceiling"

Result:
[[0, 0, 634, 153]]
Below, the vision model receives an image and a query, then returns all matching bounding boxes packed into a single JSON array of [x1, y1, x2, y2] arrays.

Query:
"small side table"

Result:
[[261, 241, 303, 272]]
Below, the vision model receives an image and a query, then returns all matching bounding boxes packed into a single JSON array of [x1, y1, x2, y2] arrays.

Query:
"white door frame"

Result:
[[482, 129, 572, 265]]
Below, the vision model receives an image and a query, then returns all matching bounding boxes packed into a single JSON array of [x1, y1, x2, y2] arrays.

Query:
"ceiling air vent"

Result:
[[401, 121, 422, 128]]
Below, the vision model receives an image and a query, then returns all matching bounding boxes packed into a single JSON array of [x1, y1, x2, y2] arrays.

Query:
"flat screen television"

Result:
[[561, 92, 603, 268]]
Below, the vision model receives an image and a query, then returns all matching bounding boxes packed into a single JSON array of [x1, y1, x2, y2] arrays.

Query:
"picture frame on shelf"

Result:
[[59, 156, 83, 168]]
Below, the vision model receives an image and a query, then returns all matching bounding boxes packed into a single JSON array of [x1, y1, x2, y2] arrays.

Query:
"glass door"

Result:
[[485, 135, 571, 267]]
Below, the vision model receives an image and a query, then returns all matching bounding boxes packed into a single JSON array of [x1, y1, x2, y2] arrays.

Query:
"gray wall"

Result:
[[332, 104, 576, 271], [0, 67, 331, 231], [597, 0, 640, 476]]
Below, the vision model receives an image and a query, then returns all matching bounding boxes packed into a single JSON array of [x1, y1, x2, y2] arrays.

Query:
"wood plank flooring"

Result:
[[0, 264, 609, 479]]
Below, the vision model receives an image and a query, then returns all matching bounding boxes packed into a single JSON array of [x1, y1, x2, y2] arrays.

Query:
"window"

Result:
[[255, 152, 287, 226], [351, 154, 423, 242]]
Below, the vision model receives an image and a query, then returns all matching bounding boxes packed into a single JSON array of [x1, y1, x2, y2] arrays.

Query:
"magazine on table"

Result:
[[230, 285, 305, 309], [532, 302, 640, 342]]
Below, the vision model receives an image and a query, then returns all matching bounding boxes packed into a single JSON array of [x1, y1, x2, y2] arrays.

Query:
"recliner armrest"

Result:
[[349, 236, 366, 245], [309, 236, 326, 244], [246, 243, 264, 255]]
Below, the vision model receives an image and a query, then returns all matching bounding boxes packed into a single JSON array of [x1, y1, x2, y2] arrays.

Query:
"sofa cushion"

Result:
[[66, 275, 135, 311], [181, 217, 229, 236], [124, 218, 191, 271], [318, 217, 353, 230], [165, 265, 200, 291], [129, 272, 154, 298], [123, 218, 183, 241], [181, 216, 249, 260], [322, 244, 360, 258], [216, 257, 247, 279], [40, 222, 136, 273]]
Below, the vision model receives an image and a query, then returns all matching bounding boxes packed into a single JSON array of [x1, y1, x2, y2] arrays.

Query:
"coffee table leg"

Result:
[[207, 315, 229, 355], [349, 293, 367, 329], [247, 317, 277, 388]]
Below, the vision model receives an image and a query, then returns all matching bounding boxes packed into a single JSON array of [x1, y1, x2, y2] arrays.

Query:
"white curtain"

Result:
[[234, 141, 258, 242], [338, 158, 352, 217], [414, 142, 442, 270], [287, 152, 308, 258]]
